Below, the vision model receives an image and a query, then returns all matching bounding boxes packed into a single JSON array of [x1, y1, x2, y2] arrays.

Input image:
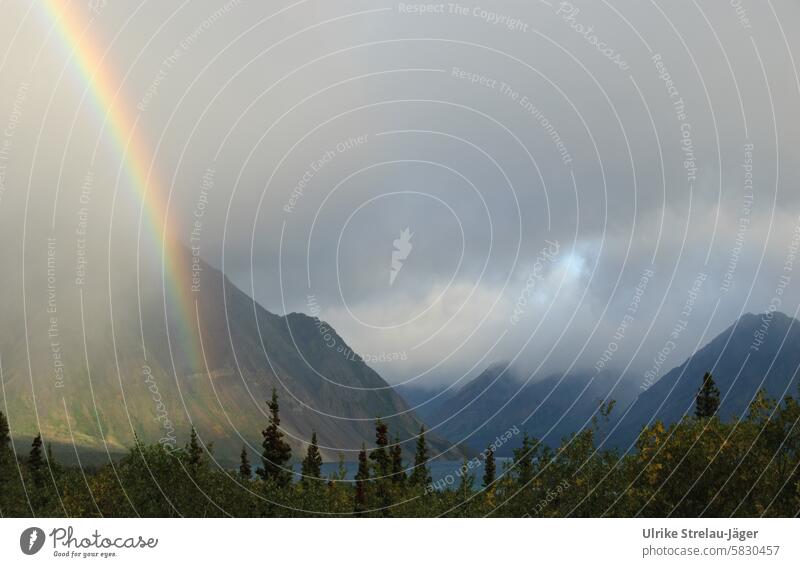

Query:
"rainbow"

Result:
[[42, 1, 204, 372]]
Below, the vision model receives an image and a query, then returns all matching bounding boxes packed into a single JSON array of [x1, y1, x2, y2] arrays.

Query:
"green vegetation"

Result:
[[300, 432, 323, 486], [695, 371, 721, 419], [239, 445, 251, 480], [1, 373, 799, 518], [409, 425, 432, 487], [259, 387, 293, 488], [482, 446, 496, 488]]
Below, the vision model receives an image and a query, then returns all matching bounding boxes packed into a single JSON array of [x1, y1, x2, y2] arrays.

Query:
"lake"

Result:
[[291, 458, 512, 490]]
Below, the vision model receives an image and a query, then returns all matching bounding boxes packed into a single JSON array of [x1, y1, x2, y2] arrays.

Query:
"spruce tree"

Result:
[[0, 411, 10, 476], [390, 435, 405, 484], [482, 446, 496, 488], [0, 411, 11, 510], [368, 420, 393, 514], [0, 411, 9, 454], [457, 458, 476, 517], [239, 445, 252, 479], [512, 433, 535, 486], [335, 453, 348, 481], [369, 419, 390, 478], [28, 434, 45, 488], [409, 425, 432, 486], [300, 431, 323, 485], [186, 427, 204, 473], [27, 433, 48, 512], [695, 372, 721, 418], [354, 444, 369, 513], [259, 388, 293, 487]]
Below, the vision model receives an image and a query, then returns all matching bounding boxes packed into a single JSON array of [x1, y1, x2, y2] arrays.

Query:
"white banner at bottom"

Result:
[[1, 518, 797, 566]]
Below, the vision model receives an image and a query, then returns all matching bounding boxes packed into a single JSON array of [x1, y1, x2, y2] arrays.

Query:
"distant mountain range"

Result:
[[406, 365, 637, 456], [403, 312, 800, 456], [604, 311, 800, 450], [5, 236, 798, 467], [0, 245, 456, 464]]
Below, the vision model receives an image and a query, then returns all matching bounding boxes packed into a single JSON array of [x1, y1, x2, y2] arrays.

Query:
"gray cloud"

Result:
[[2, 0, 799, 389]]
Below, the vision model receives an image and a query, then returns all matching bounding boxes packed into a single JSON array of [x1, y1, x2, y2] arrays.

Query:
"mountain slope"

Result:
[[0, 244, 456, 463], [416, 363, 636, 456], [605, 312, 800, 450]]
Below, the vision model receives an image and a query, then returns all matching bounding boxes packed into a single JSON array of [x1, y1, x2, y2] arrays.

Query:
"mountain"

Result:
[[395, 383, 453, 411], [406, 312, 800, 456], [0, 243, 457, 464], [605, 312, 800, 451], [412, 363, 637, 456]]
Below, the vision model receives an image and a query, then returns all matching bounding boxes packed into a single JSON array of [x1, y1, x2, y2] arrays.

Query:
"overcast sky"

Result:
[[1, 0, 799, 388]]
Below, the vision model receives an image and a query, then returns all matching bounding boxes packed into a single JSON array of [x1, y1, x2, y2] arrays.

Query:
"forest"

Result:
[[1, 373, 798, 518]]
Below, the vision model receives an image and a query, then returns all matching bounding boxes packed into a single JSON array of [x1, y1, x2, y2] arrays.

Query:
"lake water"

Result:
[[293, 458, 512, 490]]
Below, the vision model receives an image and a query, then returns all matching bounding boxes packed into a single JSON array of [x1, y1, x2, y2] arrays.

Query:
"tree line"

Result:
[[0, 373, 799, 517]]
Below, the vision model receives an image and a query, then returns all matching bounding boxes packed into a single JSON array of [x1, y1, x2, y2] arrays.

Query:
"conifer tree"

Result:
[[239, 445, 252, 479], [695, 372, 721, 419], [354, 444, 369, 513], [368, 420, 393, 514], [512, 433, 535, 486], [390, 435, 405, 484], [300, 431, 323, 485], [483, 446, 496, 488], [0, 411, 10, 454], [335, 453, 348, 481], [409, 425, 432, 486], [259, 388, 293, 487], [458, 458, 475, 494], [28, 434, 45, 488], [369, 419, 390, 477], [0, 411, 10, 476], [186, 427, 204, 473], [27, 433, 49, 512], [0, 412, 12, 510]]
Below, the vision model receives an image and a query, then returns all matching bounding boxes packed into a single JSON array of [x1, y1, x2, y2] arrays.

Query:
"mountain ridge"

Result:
[[604, 311, 800, 450], [0, 244, 458, 464], [406, 311, 800, 456], [410, 363, 637, 456]]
